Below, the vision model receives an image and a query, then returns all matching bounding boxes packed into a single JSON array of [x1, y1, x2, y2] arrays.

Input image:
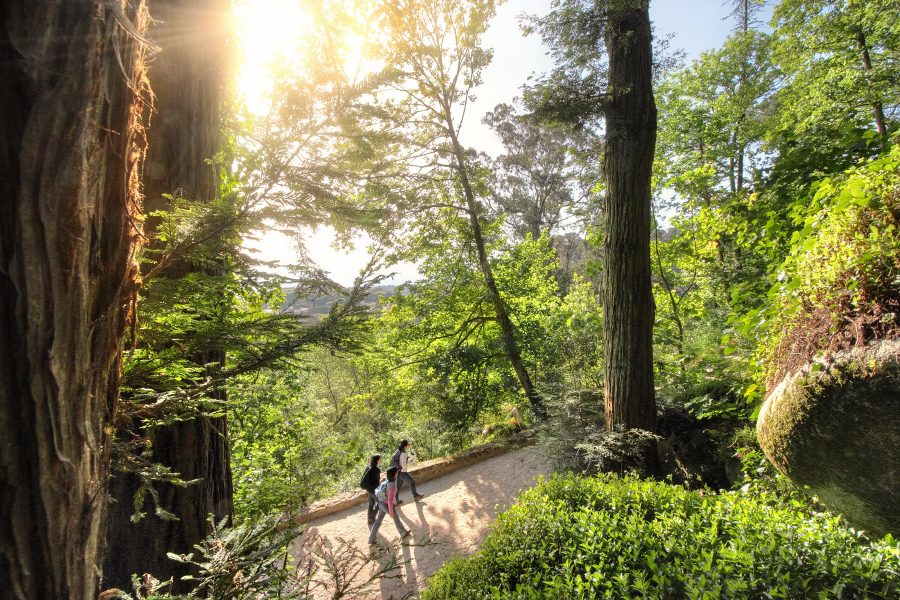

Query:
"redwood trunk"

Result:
[[102, 0, 233, 593], [602, 3, 657, 433], [0, 2, 148, 598]]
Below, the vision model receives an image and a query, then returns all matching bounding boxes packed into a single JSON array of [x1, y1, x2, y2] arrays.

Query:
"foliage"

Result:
[[105, 515, 416, 600], [115, 181, 385, 524], [537, 388, 663, 476], [650, 23, 781, 403], [228, 234, 596, 522], [536, 388, 604, 474], [730, 426, 820, 509], [375, 234, 560, 434], [573, 426, 661, 477], [649, 0, 900, 412], [739, 137, 900, 387], [111, 515, 310, 599], [421, 474, 900, 600], [520, 0, 614, 130], [541, 277, 604, 389], [482, 101, 601, 243], [229, 346, 437, 522], [724, 0, 769, 34], [656, 29, 779, 197], [115, 0, 900, 590], [672, 380, 753, 421], [230, 369, 359, 522], [772, 0, 900, 138]]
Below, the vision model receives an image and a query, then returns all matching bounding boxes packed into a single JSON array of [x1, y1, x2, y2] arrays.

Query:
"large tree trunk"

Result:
[[602, 3, 657, 433], [0, 2, 149, 599], [102, 0, 232, 593]]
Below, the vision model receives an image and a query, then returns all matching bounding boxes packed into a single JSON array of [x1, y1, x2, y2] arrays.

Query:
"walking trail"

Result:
[[290, 446, 551, 599]]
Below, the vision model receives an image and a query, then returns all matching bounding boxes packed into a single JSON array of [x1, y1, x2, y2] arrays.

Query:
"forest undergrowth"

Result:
[[100, 0, 900, 597]]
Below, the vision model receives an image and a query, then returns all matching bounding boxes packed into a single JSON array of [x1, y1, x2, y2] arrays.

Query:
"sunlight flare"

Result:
[[234, 0, 313, 112]]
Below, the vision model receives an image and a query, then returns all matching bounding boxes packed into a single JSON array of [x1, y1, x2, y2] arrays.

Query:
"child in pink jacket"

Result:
[[368, 466, 410, 545]]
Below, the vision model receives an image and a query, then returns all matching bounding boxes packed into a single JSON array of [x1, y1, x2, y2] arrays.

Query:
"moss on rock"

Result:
[[757, 339, 900, 538]]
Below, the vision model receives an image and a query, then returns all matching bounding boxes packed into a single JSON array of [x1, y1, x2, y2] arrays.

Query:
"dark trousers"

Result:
[[396, 471, 418, 498], [366, 491, 379, 524]]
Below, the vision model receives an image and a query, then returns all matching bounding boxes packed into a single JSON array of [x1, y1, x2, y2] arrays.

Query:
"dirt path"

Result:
[[290, 446, 551, 599]]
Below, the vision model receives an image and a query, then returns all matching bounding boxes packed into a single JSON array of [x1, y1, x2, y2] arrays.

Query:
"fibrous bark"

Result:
[[102, 0, 233, 593], [601, 2, 658, 433], [0, 2, 149, 598]]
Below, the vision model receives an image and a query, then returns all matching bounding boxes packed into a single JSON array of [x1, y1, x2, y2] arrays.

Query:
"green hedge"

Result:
[[421, 474, 900, 599]]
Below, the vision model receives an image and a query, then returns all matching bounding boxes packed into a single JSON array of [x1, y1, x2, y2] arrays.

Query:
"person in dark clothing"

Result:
[[361, 454, 382, 525]]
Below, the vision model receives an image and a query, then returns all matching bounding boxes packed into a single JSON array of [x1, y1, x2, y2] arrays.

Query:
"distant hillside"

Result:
[[275, 284, 402, 316]]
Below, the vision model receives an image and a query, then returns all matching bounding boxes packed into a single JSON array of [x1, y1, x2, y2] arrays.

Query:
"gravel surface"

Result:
[[291, 446, 551, 599]]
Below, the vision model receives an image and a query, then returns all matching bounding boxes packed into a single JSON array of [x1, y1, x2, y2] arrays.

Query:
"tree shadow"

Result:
[[296, 447, 551, 598]]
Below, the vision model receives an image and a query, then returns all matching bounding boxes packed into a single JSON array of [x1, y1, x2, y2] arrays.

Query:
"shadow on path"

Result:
[[293, 446, 551, 599]]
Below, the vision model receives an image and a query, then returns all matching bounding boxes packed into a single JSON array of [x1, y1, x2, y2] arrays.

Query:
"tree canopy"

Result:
[[3, 0, 900, 597]]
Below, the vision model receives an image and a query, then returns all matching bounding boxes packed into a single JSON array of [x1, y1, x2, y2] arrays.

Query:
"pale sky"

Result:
[[240, 0, 766, 286]]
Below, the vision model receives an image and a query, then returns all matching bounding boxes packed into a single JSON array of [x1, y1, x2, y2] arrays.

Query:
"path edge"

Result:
[[291, 428, 540, 525]]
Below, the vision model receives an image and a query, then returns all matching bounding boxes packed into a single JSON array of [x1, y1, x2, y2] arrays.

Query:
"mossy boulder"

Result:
[[757, 339, 900, 538]]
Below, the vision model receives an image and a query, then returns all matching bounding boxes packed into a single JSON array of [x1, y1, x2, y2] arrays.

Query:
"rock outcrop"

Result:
[[757, 339, 900, 538]]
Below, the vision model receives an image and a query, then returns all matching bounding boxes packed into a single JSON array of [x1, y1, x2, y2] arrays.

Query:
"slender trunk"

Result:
[[855, 30, 888, 137], [728, 156, 736, 194], [654, 233, 684, 358], [602, 3, 657, 433], [698, 138, 713, 208], [103, 0, 232, 593], [446, 124, 546, 420], [0, 2, 148, 598]]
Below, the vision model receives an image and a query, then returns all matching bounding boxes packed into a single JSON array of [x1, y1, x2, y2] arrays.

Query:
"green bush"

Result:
[[673, 380, 752, 421], [744, 139, 900, 389], [421, 474, 900, 599]]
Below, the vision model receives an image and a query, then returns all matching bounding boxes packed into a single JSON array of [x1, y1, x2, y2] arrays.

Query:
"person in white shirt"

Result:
[[390, 438, 424, 502]]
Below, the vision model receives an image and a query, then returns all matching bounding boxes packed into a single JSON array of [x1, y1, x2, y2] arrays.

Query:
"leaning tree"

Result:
[[378, 0, 548, 419]]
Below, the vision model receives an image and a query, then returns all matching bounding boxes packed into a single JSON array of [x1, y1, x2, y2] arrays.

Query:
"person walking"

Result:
[[391, 439, 424, 502], [360, 454, 382, 526], [368, 466, 410, 545]]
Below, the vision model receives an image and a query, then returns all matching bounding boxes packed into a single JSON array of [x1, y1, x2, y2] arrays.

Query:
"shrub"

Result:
[[672, 380, 752, 421], [421, 474, 900, 599], [744, 139, 900, 389], [536, 388, 605, 474], [730, 426, 819, 509]]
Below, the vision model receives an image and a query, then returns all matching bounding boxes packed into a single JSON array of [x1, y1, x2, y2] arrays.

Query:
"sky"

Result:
[[240, 0, 768, 286]]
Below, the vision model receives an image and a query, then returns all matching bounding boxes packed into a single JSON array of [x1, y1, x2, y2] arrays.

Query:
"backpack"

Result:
[[389, 449, 403, 470], [374, 481, 388, 503], [359, 466, 375, 492]]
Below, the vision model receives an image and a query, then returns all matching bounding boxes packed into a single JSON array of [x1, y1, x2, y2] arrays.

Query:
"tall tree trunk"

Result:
[[602, 2, 657, 434], [0, 2, 149, 599], [447, 126, 547, 420], [102, 0, 232, 593]]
